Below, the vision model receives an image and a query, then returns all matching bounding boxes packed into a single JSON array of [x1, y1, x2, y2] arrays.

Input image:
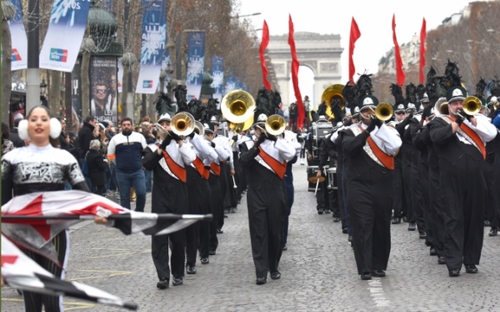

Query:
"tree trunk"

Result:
[[2, 19, 12, 125], [49, 70, 60, 117], [121, 63, 129, 118], [81, 52, 90, 118]]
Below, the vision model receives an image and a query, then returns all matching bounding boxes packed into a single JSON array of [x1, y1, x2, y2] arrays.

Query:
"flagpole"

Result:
[[1, 213, 213, 221]]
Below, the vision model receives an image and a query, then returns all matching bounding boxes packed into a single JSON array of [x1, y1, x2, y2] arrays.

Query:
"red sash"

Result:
[[162, 151, 187, 183], [448, 116, 486, 159], [203, 167, 210, 180], [258, 147, 287, 179], [192, 157, 206, 178], [210, 162, 221, 176], [366, 137, 395, 170]]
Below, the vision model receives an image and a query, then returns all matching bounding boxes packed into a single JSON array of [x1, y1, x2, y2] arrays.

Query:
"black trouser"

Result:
[[337, 156, 350, 232], [392, 158, 405, 219], [23, 231, 69, 312], [199, 178, 212, 259], [429, 165, 445, 257], [441, 150, 485, 271], [347, 168, 393, 275], [419, 160, 431, 245], [185, 167, 203, 266], [411, 153, 426, 234], [491, 159, 500, 229], [152, 229, 186, 280], [484, 162, 495, 224], [247, 179, 286, 278], [208, 173, 222, 251], [402, 158, 413, 221]]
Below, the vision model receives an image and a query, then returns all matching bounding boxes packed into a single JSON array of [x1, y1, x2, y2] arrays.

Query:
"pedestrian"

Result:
[[87, 139, 108, 196], [107, 117, 147, 211]]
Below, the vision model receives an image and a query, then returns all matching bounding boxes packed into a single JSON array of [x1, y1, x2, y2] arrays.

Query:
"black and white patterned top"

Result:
[[2, 143, 89, 204]]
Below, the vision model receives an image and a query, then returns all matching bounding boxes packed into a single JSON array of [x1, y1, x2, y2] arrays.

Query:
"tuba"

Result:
[[265, 114, 286, 136], [462, 96, 482, 116], [221, 90, 256, 123], [374, 102, 394, 121], [321, 84, 345, 120], [434, 97, 448, 117], [171, 112, 195, 137]]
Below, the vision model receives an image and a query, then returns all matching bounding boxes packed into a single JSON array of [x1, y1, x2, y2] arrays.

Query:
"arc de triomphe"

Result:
[[267, 32, 343, 113]]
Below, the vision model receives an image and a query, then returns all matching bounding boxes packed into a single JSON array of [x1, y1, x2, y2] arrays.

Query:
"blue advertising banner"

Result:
[[211, 56, 224, 102], [39, 0, 91, 72], [8, 0, 27, 70], [185, 31, 206, 101], [136, 0, 167, 94], [224, 75, 236, 94]]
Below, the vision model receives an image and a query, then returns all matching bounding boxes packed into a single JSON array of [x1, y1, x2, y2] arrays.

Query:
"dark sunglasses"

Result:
[[95, 89, 107, 94], [395, 112, 405, 115]]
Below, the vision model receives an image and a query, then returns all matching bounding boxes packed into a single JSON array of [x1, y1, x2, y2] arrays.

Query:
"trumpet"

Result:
[[462, 96, 482, 116], [265, 114, 286, 136], [369, 103, 394, 121]]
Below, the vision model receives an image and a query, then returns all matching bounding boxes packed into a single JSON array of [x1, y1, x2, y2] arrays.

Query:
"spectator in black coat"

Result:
[[9, 118, 26, 148], [87, 139, 108, 195], [77, 116, 97, 159]]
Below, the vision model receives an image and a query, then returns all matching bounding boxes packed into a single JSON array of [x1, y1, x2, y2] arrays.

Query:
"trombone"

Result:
[[155, 112, 196, 138]]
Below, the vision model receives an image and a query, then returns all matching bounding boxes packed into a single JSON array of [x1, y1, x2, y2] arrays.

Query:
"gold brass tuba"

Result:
[[171, 112, 195, 137], [321, 84, 345, 120], [265, 114, 286, 136], [221, 90, 256, 123], [374, 102, 394, 121], [462, 96, 482, 116], [434, 97, 449, 117]]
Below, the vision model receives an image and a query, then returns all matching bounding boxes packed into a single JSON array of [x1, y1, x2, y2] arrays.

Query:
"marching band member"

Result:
[[429, 86, 497, 277], [142, 113, 196, 289], [342, 95, 402, 280], [239, 114, 296, 285], [391, 103, 407, 224]]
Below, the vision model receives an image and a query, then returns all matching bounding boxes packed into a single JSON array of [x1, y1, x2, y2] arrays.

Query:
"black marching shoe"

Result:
[[200, 257, 209, 265], [448, 269, 460, 277], [371, 269, 386, 277], [489, 228, 498, 237], [465, 264, 478, 274], [392, 217, 401, 224], [317, 208, 324, 215], [172, 277, 183, 286], [230, 207, 237, 213], [419, 232, 427, 239], [256, 277, 267, 285], [156, 278, 169, 289], [429, 247, 437, 256], [484, 220, 491, 227], [209, 250, 216, 255], [270, 271, 281, 280], [282, 244, 287, 251], [217, 229, 224, 234], [186, 265, 196, 274], [348, 235, 353, 242], [402, 216, 408, 223], [438, 256, 446, 264], [324, 209, 331, 214], [333, 217, 341, 222], [408, 222, 416, 231], [360, 272, 372, 280], [342, 227, 348, 234]]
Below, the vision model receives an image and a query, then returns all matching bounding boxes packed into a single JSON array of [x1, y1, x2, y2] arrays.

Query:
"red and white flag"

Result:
[[1, 234, 138, 310], [2, 190, 211, 264]]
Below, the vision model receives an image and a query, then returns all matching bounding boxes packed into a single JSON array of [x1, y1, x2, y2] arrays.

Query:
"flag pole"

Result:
[[1, 213, 213, 221]]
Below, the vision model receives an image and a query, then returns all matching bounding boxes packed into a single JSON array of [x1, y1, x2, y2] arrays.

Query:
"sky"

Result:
[[238, 0, 476, 101]]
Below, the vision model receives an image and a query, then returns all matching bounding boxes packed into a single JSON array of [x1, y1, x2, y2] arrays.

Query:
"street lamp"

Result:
[[40, 79, 47, 95]]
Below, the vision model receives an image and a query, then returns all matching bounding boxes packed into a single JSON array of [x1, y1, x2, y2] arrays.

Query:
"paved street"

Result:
[[2, 163, 500, 311]]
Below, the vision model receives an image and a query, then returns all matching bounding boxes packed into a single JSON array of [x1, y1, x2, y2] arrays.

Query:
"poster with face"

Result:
[[90, 56, 118, 123]]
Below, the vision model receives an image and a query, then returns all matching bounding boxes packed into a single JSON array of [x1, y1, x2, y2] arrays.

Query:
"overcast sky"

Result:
[[238, 0, 477, 100]]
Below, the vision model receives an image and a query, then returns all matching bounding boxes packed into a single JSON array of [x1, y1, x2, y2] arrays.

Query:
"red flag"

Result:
[[288, 15, 304, 129], [419, 18, 427, 84], [349, 17, 361, 81], [259, 20, 272, 90], [392, 14, 406, 86]]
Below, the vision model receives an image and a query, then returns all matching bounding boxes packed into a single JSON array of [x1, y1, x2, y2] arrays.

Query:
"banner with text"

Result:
[[39, 0, 91, 72], [211, 56, 224, 102], [136, 0, 167, 94], [8, 0, 27, 70], [185, 31, 206, 101], [90, 56, 118, 123]]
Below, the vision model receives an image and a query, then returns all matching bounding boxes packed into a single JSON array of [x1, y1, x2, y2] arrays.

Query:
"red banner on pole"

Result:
[[392, 14, 406, 86], [349, 17, 361, 81], [259, 20, 272, 90], [288, 15, 304, 129], [419, 18, 427, 84]]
